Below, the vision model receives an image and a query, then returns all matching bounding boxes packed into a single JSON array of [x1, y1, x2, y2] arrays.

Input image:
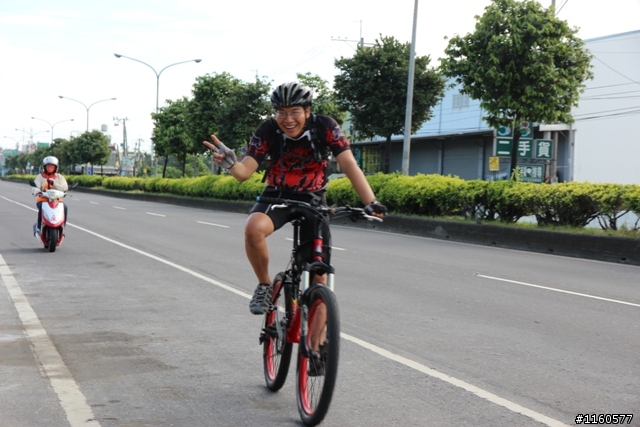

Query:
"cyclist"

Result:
[[33, 156, 69, 235], [204, 81, 387, 315]]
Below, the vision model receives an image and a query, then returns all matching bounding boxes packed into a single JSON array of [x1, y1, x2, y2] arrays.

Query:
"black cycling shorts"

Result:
[[250, 187, 332, 265]]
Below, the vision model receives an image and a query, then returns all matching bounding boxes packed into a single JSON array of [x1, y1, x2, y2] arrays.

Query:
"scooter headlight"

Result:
[[46, 189, 65, 199]]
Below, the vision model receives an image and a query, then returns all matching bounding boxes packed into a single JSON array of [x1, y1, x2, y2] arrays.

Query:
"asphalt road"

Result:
[[1, 179, 638, 427]]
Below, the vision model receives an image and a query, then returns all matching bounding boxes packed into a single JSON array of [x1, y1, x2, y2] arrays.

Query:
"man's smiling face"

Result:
[[275, 106, 310, 138]]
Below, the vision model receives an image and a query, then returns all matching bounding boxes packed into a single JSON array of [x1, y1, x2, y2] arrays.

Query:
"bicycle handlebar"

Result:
[[256, 196, 383, 223]]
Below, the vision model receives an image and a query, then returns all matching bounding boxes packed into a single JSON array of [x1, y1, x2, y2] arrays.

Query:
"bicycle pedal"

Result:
[[262, 326, 278, 339]]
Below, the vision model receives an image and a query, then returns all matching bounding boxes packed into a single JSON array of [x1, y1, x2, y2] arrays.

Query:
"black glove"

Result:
[[365, 200, 387, 216]]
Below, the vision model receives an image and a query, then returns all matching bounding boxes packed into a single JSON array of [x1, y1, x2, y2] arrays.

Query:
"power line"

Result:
[[589, 51, 640, 54], [584, 82, 640, 91], [592, 56, 640, 88], [572, 105, 640, 120], [555, 0, 569, 15], [264, 42, 332, 78], [573, 108, 640, 122]]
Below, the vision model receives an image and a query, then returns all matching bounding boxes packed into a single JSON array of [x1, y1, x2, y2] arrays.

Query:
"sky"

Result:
[[1, 0, 639, 153]]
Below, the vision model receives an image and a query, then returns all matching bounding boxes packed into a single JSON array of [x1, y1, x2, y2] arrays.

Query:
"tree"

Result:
[[49, 139, 74, 174], [334, 35, 445, 173], [214, 78, 272, 148], [189, 72, 242, 149], [72, 131, 111, 169], [152, 97, 193, 177], [5, 153, 23, 174], [28, 145, 54, 172], [440, 0, 593, 177], [188, 72, 272, 175], [296, 72, 346, 125]]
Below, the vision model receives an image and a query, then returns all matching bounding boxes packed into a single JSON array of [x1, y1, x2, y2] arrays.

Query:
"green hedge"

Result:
[[8, 174, 104, 188], [7, 173, 640, 232]]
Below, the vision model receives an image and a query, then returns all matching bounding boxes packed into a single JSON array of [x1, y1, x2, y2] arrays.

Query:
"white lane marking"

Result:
[[341, 333, 568, 427], [90, 201, 99, 205], [67, 223, 249, 299], [477, 274, 640, 308], [197, 221, 229, 228], [0, 255, 101, 427], [1, 197, 36, 211], [65, 224, 565, 426], [146, 212, 166, 217], [112, 206, 126, 210], [0, 195, 567, 425], [284, 237, 346, 251]]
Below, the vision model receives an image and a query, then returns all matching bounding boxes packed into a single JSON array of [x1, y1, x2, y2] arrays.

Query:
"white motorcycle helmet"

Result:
[[42, 156, 59, 173]]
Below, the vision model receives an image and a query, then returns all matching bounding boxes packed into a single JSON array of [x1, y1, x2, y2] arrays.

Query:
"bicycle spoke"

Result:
[[262, 274, 293, 391], [297, 286, 340, 426]]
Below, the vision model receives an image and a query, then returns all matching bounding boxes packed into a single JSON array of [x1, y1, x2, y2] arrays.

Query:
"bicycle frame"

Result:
[[259, 196, 382, 426], [285, 214, 335, 357]]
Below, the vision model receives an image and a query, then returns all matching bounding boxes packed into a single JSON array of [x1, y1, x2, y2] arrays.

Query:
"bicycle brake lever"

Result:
[[363, 213, 384, 222]]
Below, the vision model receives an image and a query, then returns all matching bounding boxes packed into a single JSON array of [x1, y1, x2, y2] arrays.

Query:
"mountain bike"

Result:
[[258, 196, 382, 426]]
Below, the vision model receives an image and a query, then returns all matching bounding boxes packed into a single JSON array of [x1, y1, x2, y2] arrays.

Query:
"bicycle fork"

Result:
[[299, 270, 334, 357]]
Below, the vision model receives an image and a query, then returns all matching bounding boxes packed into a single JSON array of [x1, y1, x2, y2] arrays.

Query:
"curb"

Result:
[[74, 187, 640, 267]]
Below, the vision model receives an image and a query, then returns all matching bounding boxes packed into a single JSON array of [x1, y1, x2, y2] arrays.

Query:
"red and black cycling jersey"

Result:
[[246, 114, 351, 192]]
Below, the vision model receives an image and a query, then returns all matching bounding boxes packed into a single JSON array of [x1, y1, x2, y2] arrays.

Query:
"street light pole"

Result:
[[113, 54, 202, 176], [402, 0, 419, 176], [15, 128, 49, 145], [13, 129, 48, 154], [31, 117, 75, 143], [58, 96, 117, 132], [2, 136, 24, 151], [114, 54, 202, 112]]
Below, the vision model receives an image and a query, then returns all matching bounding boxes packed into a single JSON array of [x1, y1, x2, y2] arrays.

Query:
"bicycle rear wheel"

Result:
[[296, 285, 340, 426], [262, 272, 293, 391]]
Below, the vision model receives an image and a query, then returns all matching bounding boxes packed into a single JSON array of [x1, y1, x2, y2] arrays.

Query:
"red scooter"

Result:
[[30, 181, 77, 252]]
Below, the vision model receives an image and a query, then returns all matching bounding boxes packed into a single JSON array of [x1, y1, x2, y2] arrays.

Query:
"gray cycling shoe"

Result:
[[249, 283, 272, 315], [308, 347, 326, 376]]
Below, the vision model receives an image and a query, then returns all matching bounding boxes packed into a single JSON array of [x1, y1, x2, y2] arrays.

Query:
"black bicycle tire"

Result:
[[263, 273, 293, 391], [296, 285, 340, 426]]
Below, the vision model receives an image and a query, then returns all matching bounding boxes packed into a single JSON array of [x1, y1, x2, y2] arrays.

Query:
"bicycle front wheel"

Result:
[[296, 285, 340, 426], [262, 273, 293, 391]]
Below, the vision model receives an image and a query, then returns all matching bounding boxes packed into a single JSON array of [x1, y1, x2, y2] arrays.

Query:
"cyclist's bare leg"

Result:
[[245, 212, 275, 285], [310, 274, 327, 351], [310, 303, 326, 352]]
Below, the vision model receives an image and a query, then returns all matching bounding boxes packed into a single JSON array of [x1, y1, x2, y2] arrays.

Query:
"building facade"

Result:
[[351, 29, 639, 185], [571, 30, 640, 184]]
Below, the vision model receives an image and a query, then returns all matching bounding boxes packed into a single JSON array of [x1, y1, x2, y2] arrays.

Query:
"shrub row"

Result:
[[9, 173, 640, 231]]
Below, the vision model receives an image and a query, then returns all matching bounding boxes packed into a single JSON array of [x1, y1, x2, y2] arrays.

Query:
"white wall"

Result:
[[572, 30, 640, 184]]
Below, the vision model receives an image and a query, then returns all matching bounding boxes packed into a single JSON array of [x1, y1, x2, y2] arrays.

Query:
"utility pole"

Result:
[[113, 117, 129, 156], [330, 20, 374, 50], [133, 138, 142, 176], [114, 117, 129, 176], [402, 0, 419, 175]]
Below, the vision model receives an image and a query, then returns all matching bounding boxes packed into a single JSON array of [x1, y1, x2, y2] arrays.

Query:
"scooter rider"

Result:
[[33, 156, 69, 236]]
